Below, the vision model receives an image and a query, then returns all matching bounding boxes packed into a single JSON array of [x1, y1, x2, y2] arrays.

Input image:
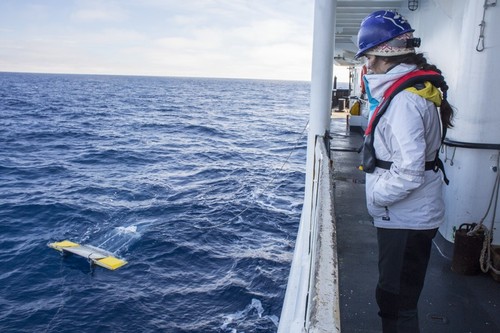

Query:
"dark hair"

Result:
[[382, 53, 455, 129]]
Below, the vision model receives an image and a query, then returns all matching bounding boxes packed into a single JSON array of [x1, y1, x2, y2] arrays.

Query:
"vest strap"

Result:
[[375, 158, 450, 185], [375, 159, 436, 171]]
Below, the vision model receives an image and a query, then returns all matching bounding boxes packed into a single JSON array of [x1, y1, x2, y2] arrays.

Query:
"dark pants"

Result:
[[376, 228, 438, 333]]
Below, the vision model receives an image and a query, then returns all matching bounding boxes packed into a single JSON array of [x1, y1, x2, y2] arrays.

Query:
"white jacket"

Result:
[[364, 64, 445, 230]]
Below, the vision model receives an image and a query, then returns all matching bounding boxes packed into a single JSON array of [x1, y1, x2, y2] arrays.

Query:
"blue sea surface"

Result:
[[0, 72, 310, 332]]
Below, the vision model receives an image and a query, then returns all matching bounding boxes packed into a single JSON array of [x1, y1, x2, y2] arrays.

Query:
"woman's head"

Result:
[[356, 11, 455, 129], [364, 54, 392, 74], [366, 52, 422, 74]]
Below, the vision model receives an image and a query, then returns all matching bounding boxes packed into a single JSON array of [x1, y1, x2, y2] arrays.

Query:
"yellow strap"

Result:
[[405, 81, 442, 106]]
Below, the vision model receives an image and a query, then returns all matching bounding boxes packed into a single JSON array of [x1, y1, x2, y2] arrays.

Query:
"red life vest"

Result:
[[360, 69, 449, 184], [364, 69, 444, 136]]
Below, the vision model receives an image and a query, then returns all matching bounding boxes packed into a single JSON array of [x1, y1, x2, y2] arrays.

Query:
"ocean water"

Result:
[[0, 72, 310, 332]]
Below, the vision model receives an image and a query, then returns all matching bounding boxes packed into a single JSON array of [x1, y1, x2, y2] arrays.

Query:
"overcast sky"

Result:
[[0, 0, 325, 81]]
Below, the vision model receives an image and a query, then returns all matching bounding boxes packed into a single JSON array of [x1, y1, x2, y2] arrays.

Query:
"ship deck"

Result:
[[329, 114, 500, 333]]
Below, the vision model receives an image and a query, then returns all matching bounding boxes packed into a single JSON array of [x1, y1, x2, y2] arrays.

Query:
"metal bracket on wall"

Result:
[[476, 0, 497, 52]]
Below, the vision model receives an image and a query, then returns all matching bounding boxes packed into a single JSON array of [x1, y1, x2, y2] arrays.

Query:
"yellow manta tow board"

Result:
[[48, 240, 127, 270]]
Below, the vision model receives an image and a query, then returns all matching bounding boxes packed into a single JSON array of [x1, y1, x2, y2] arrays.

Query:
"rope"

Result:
[[97, 231, 121, 248], [469, 151, 500, 273], [113, 236, 136, 253], [194, 120, 309, 230], [44, 263, 72, 332]]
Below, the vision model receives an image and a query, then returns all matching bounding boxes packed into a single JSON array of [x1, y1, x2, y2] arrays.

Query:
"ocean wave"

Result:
[[0, 72, 309, 333]]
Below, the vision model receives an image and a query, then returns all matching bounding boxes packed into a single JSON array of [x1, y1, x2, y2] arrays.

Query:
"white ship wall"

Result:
[[406, 0, 500, 245]]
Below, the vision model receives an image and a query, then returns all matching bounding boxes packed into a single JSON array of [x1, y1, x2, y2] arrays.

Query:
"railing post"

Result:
[[278, 0, 337, 331], [303, 0, 336, 223]]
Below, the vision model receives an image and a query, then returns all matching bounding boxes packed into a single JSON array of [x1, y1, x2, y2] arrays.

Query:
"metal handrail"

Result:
[[443, 138, 500, 150]]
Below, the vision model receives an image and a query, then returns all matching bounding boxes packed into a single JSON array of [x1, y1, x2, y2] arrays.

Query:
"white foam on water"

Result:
[[267, 315, 279, 327], [115, 225, 138, 234], [92, 223, 147, 255], [220, 298, 278, 332]]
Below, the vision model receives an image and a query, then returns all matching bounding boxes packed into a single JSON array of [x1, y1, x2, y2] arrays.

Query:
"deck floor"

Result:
[[329, 115, 500, 333]]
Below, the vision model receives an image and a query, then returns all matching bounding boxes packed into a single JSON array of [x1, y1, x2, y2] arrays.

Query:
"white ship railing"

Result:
[[278, 136, 340, 333], [278, 0, 339, 331]]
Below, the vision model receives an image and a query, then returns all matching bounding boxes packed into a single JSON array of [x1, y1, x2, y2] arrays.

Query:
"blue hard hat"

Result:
[[355, 10, 414, 58]]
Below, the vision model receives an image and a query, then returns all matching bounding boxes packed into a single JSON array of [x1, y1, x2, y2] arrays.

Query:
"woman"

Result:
[[355, 10, 454, 333]]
